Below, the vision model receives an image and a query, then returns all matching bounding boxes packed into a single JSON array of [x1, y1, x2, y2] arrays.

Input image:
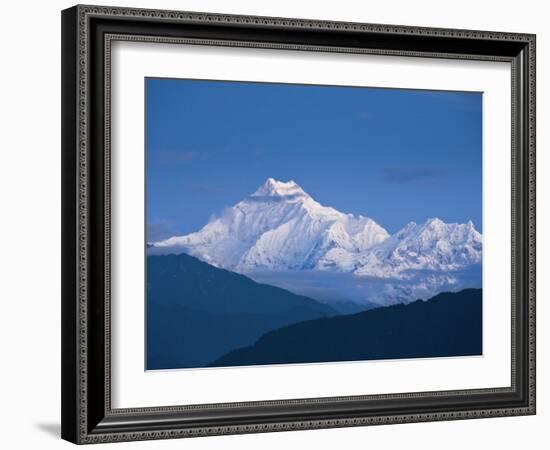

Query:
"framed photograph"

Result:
[[61, 5, 536, 444]]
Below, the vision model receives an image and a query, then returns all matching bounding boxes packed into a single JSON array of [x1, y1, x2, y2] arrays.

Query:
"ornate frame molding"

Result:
[[61, 5, 536, 444]]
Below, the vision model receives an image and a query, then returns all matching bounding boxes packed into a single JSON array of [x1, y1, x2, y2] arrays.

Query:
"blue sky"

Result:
[[146, 78, 482, 240]]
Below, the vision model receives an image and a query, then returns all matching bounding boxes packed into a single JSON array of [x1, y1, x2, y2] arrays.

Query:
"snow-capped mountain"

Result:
[[150, 178, 390, 272], [354, 218, 482, 279], [149, 178, 482, 305]]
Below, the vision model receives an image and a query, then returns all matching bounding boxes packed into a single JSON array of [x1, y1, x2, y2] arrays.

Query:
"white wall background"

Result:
[[0, 0, 546, 448]]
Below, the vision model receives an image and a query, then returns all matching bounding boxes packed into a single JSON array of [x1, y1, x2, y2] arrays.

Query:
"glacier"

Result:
[[149, 178, 482, 306]]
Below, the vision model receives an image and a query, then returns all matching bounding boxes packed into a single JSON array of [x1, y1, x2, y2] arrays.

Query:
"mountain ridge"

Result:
[[150, 178, 391, 272], [210, 288, 482, 368], [147, 252, 337, 369], [150, 178, 481, 278], [147, 252, 336, 316], [149, 178, 482, 305]]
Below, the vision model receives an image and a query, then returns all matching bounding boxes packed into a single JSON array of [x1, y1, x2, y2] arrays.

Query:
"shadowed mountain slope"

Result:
[[211, 288, 482, 368], [147, 253, 336, 369]]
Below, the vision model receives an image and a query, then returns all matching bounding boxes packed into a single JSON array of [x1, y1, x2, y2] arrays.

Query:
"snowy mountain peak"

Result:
[[149, 180, 481, 292], [149, 179, 392, 272], [425, 217, 444, 227], [353, 217, 482, 279], [252, 178, 308, 199]]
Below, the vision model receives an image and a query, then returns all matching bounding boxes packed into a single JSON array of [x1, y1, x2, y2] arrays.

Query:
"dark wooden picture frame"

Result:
[[61, 4, 536, 444]]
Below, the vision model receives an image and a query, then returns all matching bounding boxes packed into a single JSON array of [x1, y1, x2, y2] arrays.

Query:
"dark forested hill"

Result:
[[211, 288, 482, 368], [147, 253, 336, 369]]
